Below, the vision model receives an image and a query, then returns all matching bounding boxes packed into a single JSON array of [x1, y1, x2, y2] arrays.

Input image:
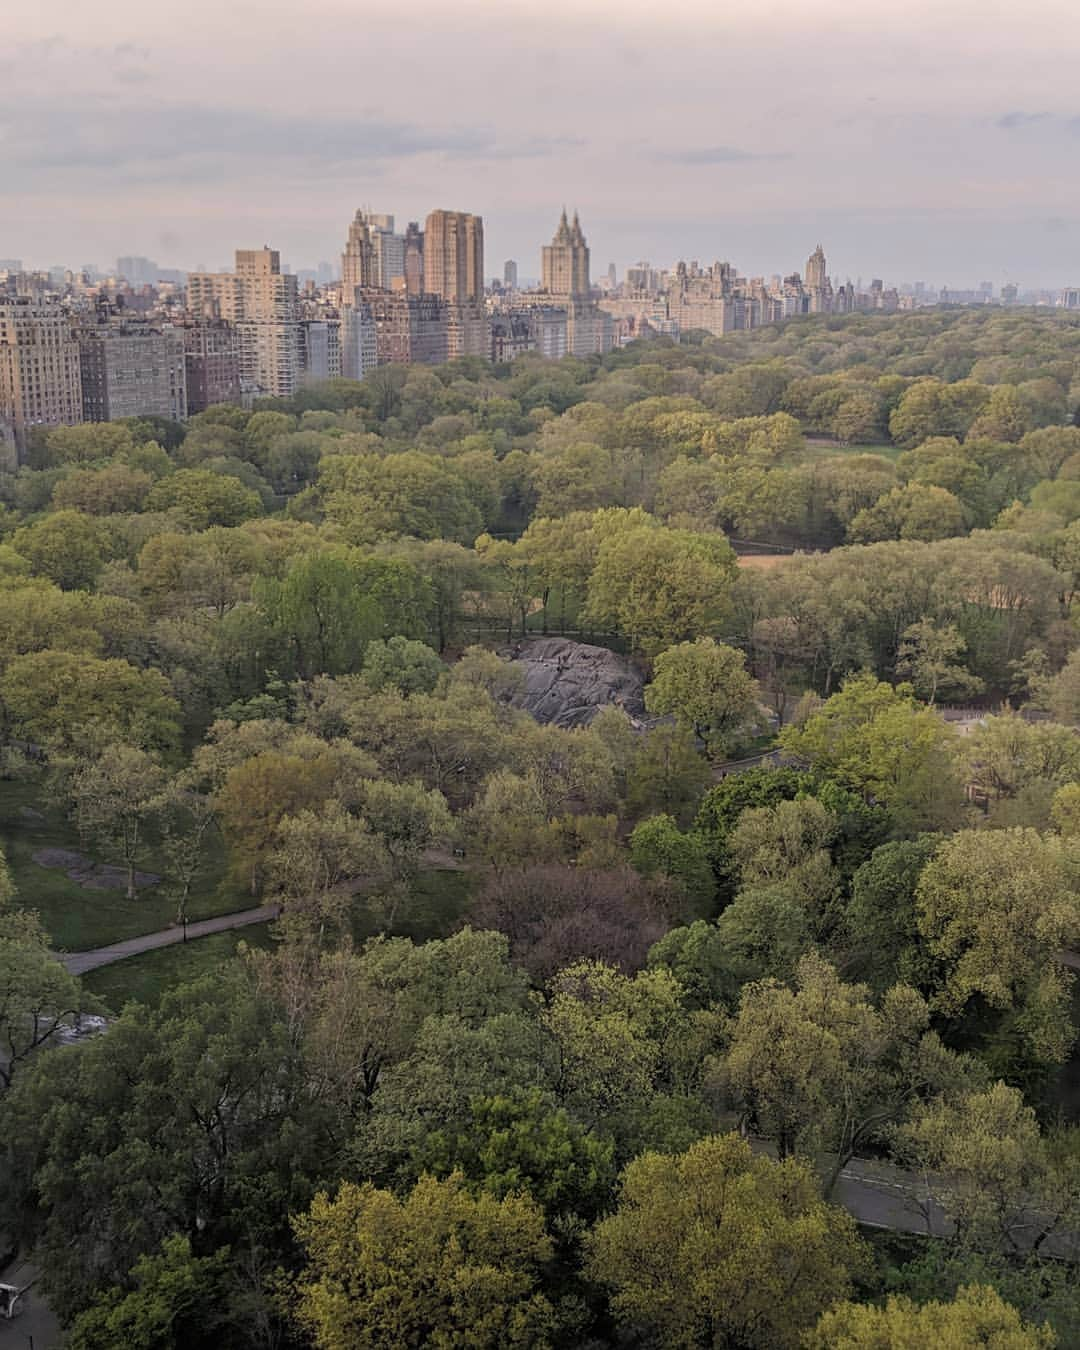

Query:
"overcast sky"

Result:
[[4, 0, 1080, 287]]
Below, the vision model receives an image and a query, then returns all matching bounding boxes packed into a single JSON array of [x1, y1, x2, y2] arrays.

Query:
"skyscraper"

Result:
[[805, 245, 827, 291], [404, 223, 425, 297], [341, 210, 379, 295], [187, 248, 301, 398], [504, 260, 518, 290], [423, 210, 484, 303], [541, 209, 590, 300]]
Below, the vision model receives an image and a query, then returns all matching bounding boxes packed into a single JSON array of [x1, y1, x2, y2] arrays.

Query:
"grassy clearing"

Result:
[[0, 777, 247, 951], [802, 436, 903, 462], [80, 868, 476, 1011], [83, 923, 276, 1011]]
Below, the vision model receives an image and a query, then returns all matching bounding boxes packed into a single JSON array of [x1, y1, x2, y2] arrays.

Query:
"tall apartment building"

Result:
[[403, 223, 424, 297], [187, 248, 301, 398], [183, 320, 242, 413], [341, 209, 405, 292], [804, 244, 827, 291], [541, 209, 590, 300], [0, 298, 82, 453], [79, 320, 187, 423], [423, 210, 484, 303], [341, 302, 378, 380], [301, 319, 342, 381], [360, 290, 448, 366], [503, 260, 518, 290]]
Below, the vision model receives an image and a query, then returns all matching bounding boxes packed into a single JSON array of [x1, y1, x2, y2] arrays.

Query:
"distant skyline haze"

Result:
[[4, 0, 1080, 285]]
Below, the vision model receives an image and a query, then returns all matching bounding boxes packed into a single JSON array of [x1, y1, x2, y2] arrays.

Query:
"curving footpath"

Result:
[[59, 904, 279, 976]]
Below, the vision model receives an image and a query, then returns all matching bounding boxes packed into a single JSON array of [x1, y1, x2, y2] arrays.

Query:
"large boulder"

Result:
[[508, 637, 646, 728]]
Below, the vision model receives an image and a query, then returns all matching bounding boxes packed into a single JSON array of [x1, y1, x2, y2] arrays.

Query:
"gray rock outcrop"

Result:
[[507, 637, 646, 728]]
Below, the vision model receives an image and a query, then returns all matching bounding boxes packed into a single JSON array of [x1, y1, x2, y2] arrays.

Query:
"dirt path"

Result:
[[59, 904, 279, 976]]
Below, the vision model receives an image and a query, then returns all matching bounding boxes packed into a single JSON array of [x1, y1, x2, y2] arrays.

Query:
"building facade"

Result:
[[0, 298, 83, 452], [423, 210, 484, 304], [78, 320, 187, 423], [183, 320, 242, 413], [541, 209, 591, 300], [188, 248, 302, 398]]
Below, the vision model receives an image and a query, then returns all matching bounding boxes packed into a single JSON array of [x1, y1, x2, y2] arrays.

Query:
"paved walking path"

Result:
[[59, 904, 279, 975]]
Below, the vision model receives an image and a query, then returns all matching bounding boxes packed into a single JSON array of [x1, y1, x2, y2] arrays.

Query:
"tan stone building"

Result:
[[423, 210, 484, 304], [187, 248, 301, 398], [0, 298, 82, 453], [541, 209, 590, 300]]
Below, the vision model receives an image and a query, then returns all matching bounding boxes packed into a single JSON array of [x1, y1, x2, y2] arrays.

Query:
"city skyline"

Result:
[[5, 0, 1080, 286]]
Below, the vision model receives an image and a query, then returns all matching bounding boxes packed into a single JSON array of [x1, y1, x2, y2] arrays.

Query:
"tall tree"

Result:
[[586, 1133, 867, 1350]]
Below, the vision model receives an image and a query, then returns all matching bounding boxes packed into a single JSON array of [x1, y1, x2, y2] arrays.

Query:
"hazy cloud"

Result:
[[664, 145, 789, 164], [997, 111, 1049, 129]]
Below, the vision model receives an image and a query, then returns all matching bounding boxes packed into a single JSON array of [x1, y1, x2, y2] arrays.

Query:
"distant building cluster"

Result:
[[0, 216, 1067, 452]]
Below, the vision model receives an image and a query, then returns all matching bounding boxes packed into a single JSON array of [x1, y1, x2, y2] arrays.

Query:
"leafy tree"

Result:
[[848, 483, 968, 543], [894, 1082, 1080, 1258], [0, 970, 333, 1323], [779, 673, 964, 831], [916, 828, 1080, 1064], [0, 650, 182, 755], [722, 952, 981, 1191], [255, 552, 383, 679], [585, 1133, 867, 1350], [0, 907, 97, 1091], [626, 724, 712, 825], [628, 814, 716, 909], [583, 523, 737, 655], [66, 1236, 234, 1350], [963, 713, 1080, 803], [52, 463, 153, 516], [846, 835, 942, 991], [292, 1174, 556, 1349], [269, 802, 389, 941], [362, 635, 444, 695], [11, 509, 109, 589], [645, 637, 760, 756], [807, 1284, 1055, 1349], [66, 744, 168, 898], [145, 468, 263, 529], [414, 1089, 616, 1225], [215, 749, 342, 893], [896, 619, 984, 705]]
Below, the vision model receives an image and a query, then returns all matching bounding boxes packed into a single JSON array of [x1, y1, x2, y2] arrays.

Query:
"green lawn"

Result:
[[802, 436, 903, 462], [80, 868, 475, 1012], [83, 923, 276, 1011], [0, 778, 248, 951]]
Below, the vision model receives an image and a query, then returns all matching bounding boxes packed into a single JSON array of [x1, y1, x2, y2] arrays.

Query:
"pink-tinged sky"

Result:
[[3, 0, 1080, 287]]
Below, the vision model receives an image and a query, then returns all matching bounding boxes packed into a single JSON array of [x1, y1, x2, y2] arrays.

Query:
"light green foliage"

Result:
[[12, 509, 109, 588], [67, 1236, 233, 1350], [894, 1082, 1080, 1257], [896, 620, 984, 705], [916, 829, 1080, 1063], [146, 468, 263, 528], [645, 637, 760, 756], [629, 814, 716, 909], [583, 523, 737, 655], [362, 635, 444, 695], [0, 908, 97, 1090], [0, 649, 182, 755], [67, 744, 168, 898], [779, 673, 964, 830], [585, 1133, 868, 1350], [293, 1174, 556, 1350], [808, 1285, 1055, 1349]]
